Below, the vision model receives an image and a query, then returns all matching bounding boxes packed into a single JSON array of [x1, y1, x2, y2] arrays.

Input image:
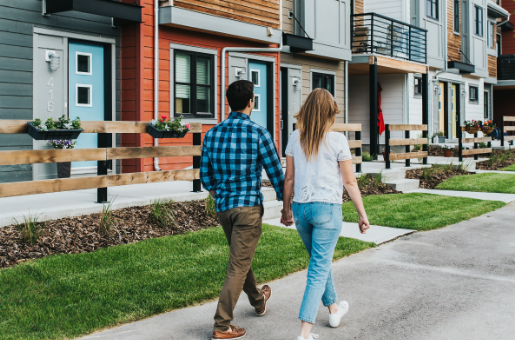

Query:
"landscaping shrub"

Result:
[[361, 151, 374, 162], [99, 199, 116, 235], [205, 195, 217, 218], [13, 214, 44, 245], [148, 199, 176, 228]]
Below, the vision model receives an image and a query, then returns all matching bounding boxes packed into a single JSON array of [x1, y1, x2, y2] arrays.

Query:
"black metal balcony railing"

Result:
[[498, 55, 515, 80], [352, 13, 427, 64]]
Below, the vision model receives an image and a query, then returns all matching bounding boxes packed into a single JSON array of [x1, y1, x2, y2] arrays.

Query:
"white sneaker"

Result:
[[296, 334, 319, 340], [328, 300, 349, 328]]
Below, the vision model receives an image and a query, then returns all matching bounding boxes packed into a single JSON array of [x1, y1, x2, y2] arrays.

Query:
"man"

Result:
[[200, 80, 284, 340]]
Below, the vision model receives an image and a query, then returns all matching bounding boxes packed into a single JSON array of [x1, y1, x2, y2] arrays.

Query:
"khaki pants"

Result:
[[214, 205, 265, 332]]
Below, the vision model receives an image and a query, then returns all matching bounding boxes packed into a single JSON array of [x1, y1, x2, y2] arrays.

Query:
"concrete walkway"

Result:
[[407, 188, 515, 203], [475, 169, 515, 174], [78, 203, 515, 340], [263, 217, 415, 245]]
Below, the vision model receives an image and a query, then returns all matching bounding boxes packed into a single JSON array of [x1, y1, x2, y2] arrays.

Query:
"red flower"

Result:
[[161, 115, 167, 120]]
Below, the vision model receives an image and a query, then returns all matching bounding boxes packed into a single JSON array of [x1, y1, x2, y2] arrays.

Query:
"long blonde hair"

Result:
[[294, 88, 339, 161]]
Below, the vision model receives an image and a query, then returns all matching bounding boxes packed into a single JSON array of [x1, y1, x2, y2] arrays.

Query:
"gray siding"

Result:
[[0, 0, 121, 183]]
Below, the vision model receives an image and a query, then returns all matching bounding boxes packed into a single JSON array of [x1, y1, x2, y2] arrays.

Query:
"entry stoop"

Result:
[[262, 187, 283, 220], [385, 178, 420, 192]]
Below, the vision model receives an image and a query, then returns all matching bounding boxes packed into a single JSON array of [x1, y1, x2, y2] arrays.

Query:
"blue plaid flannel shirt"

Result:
[[200, 111, 284, 212]]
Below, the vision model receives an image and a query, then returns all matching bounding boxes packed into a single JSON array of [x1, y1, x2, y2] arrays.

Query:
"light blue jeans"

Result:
[[292, 202, 343, 324]]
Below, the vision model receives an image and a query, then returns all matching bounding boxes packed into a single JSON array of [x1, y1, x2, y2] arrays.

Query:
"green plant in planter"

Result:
[[150, 115, 190, 133], [33, 115, 81, 131]]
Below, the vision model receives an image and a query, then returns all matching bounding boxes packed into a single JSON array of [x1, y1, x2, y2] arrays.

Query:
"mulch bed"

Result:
[[475, 150, 515, 170], [429, 146, 459, 157], [0, 200, 219, 269], [343, 175, 401, 203], [406, 167, 473, 189]]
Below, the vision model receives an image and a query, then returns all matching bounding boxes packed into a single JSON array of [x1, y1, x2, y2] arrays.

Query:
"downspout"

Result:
[[344, 60, 348, 125], [220, 0, 283, 120], [154, 0, 161, 171], [497, 14, 511, 28]]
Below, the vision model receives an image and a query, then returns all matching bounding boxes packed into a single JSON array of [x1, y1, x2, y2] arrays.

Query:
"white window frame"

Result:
[[474, 5, 484, 37], [488, 21, 495, 49], [253, 94, 261, 112], [469, 85, 479, 103], [76, 52, 92, 76], [250, 69, 261, 87], [76, 84, 93, 107]]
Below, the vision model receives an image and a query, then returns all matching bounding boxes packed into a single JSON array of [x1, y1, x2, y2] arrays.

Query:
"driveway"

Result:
[[80, 203, 515, 340]]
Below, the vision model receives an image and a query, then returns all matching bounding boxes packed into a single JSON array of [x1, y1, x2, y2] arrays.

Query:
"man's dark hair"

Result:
[[226, 80, 254, 112]]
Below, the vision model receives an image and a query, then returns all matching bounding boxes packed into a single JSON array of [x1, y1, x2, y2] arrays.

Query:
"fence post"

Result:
[[474, 131, 479, 161], [405, 129, 410, 167], [458, 127, 463, 162], [501, 117, 505, 147], [385, 124, 391, 169], [97, 133, 111, 204], [192, 131, 202, 192], [355, 130, 362, 173]]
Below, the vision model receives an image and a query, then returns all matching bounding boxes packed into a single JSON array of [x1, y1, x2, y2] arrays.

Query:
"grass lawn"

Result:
[[436, 173, 515, 194], [501, 164, 515, 171], [342, 193, 505, 231], [0, 224, 374, 340]]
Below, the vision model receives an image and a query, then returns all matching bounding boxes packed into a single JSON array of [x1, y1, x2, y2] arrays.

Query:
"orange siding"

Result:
[[447, 0, 461, 62], [120, 0, 281, 173], [162, 0, 281, 29]]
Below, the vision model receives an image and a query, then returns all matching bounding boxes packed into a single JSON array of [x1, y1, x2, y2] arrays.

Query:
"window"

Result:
[[174, 50, 214, 118], [312, 72, 335, 95], [76, 52, 92, 75], [488, 21, 495, 49], [484, 91, 490, 119], [427, 0, 438, 20], [76, 84, 92, 107], [250, 70, 260, 87], [453, 0, 460, 33], [253, 94, 260, 111], [474, 6, 483, 36], [414, 76, 422, 96], [469, 86, 478, 102]]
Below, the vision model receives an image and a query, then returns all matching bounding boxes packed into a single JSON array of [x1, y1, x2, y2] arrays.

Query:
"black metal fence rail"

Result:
[[352, 13, 427, 64]]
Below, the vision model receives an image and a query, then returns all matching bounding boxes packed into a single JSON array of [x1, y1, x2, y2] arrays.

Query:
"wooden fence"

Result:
[[458, 126, 492, 162], [384, 124, 428, 169], [332, 123, 363, 173], [501, 116, 515, 147], [0, 120, 203, 202]]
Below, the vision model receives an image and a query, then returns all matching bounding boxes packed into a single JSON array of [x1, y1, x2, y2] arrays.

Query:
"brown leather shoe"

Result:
[[212, 324, 246, 340], [255, 285, 272, 316]]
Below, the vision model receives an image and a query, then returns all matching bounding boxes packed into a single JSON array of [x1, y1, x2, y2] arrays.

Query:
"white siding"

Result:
[[364, 0, 404, 22], [408, 73, 423, 138]]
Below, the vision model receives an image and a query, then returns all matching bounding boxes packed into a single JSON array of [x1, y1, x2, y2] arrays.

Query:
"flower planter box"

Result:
[[482, 127, 494, 135], [147, 124, 188, 138], [382, 151, 393, 159], [27, 122, 83, 141], [465, 127, 479, 134], [443, 149, 452, 157]]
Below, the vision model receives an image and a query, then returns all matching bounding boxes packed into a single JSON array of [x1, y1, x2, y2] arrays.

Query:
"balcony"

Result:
[[352, 13, 427, 64], [498, 55, 515, 81]]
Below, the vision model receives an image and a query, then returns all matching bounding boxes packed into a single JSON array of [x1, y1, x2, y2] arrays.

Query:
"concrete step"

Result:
[[263, 200, 282, 220], [385, 179, 420, 192], [262, 187, 278, 202], [368, 169, 407, 182]]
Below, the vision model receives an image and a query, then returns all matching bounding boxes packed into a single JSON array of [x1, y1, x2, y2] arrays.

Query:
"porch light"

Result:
[[45, 50, 60, 71], [292, 77, 300, 87], [235, 68, 246, 79]]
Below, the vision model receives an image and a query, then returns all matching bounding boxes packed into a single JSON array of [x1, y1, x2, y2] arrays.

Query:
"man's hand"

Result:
[[281, 208, 294, 226], [358, 215, 371, 234], [209, 190, 216, 197]]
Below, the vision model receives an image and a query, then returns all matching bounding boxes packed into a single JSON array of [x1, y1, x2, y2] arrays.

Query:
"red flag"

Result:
[[377, 83, 385, 135]]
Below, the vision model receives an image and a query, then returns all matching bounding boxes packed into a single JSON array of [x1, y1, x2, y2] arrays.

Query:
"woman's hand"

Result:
[[281, 208, 294, 226], [358, 215, 370, 234]]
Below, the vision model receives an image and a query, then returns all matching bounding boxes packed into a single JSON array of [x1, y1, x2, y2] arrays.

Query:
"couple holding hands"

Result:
[[200, 80, 370, 340]]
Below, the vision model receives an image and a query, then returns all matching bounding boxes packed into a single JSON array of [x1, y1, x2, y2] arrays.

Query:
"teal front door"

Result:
[[249, 61, 268, 129], [68, 41, 104, 170]]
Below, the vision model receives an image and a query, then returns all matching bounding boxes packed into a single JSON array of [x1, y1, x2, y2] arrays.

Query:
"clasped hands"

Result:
[[281, 207, 294, 226]]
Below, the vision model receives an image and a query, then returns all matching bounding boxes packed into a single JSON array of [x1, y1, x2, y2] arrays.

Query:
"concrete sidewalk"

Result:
[[407, 188, 515, 203], [78, 203, 515, 340]]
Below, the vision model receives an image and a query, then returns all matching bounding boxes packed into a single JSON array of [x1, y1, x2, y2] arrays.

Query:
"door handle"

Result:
[[280, 120, 284, 130]]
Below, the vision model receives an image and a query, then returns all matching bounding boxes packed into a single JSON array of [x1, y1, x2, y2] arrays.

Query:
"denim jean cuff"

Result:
[[298, 316, 315, 324], [323, 299, 338, 307]]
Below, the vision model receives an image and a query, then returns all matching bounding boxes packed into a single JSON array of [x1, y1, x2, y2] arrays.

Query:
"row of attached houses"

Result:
[[0, 0, 510, 183]]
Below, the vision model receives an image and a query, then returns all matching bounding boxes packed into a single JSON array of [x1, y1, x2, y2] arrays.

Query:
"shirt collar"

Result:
[[229, 111, 251, 121]]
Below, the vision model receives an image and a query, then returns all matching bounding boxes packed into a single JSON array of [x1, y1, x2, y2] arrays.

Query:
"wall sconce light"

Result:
[[292, 77, 300, 87], [45, 50, 60, 71], [235, 68, 246, 79]]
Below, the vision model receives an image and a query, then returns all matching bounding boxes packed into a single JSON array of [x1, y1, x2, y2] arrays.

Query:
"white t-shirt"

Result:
[[285, 130, 352, 204]]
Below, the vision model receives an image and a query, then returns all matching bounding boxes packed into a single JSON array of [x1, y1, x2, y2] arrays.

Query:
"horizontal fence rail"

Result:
[[458, 126, 492, 161], [384, 124, 428, 169], [332, 123, 363, 172], [0, 120, 203, 201], [501, 116, 515, 147], [352, 13, 427, 64]]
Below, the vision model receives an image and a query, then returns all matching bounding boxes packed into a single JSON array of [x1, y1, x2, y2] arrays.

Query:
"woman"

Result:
[[281, 88, 370, 340]]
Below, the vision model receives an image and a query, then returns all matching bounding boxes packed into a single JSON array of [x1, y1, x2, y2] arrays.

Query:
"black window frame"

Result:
[[427, 0, 439, 20], [484, 91, 490, 119], [173, 50, 215, 119], [469, 85, 478, 102], [453, 0, 460, 33], [414, 75, 423, 96], [474, 5, 483, 37], [312, 72, 335, 96]]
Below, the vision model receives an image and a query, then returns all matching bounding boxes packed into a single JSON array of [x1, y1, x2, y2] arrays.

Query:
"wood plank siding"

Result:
[[354, 0, 364, 15], [501, 0, 515, 54], [162, 0, 281, 29], [0, 1, 120, 183], [488, 55, 497, 78], [447, 0, 461, 62]]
